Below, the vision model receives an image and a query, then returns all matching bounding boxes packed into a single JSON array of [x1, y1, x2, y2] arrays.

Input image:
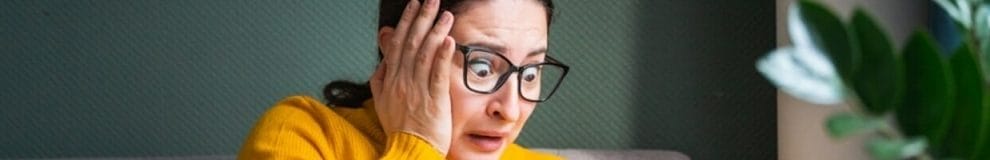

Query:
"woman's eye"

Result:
[[468, 60, 493, 77], [522, 67, 539, 82]]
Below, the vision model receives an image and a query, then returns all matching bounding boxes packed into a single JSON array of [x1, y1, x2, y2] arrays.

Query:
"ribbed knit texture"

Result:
[[237, 96, 559, 159]]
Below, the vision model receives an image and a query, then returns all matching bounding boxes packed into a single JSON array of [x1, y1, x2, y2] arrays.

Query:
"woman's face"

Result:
[[446, 0, 548, 159]]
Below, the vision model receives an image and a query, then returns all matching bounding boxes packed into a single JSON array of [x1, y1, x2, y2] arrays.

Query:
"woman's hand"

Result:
[[369, 0, 456, 155]]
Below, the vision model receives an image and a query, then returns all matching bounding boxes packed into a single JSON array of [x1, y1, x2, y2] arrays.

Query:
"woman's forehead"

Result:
[[451, 0, 549, 55]]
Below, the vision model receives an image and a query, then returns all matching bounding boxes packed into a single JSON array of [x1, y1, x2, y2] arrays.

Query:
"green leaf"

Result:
[[936, 0, 963, 26], [757, 47, 845, 104], [849, 9, 902, 115], [897, 31, 955, 154], [825, 112, 880, 138], [974, 94, 990, 159], [946, 43, 989, 159], [936, 0, 974, 29], [976, 5, 990, 81], [791, 0, 859, 83], [867, 137, 928, 160]]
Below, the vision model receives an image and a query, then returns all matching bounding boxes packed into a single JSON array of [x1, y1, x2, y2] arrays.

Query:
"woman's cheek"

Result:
[[448, 64, 472, 134]]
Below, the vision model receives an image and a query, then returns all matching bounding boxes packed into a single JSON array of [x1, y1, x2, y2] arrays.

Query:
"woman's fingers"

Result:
[[385, 0, 420, 78], [399, 0, 441, 78], [414, 11, 454, 88], [428, 36, 455, 153], [373, 0, 455, 153], [430, 36, 455, 100], [369, 62, 385, 99]]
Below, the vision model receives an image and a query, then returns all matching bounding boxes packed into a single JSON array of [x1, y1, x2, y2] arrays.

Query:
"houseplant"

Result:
[[758, 0, 990, 159]]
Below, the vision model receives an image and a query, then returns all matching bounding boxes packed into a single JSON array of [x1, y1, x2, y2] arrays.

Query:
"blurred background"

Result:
[[1, 0, 781, 159], [775, 0, 961, 159]]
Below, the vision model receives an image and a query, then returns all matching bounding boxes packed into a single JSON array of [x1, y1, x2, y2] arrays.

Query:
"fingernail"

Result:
[[427, 0, 437, 6], [439, 11, 451, 24], [446, 36, 456, 48]]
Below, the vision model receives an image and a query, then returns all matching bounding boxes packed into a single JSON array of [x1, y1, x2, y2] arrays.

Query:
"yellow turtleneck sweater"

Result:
[[238, 96, 561, 160]]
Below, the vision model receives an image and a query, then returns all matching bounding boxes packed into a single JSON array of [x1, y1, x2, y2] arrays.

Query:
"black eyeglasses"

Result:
[[456, 44, 570, 102]]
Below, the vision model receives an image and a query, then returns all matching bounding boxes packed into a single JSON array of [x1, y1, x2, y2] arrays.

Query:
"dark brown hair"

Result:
[[324, 0, 555, 107]]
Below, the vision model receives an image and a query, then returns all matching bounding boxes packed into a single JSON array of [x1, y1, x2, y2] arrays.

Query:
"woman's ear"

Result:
[[378, 27, 396, 53]]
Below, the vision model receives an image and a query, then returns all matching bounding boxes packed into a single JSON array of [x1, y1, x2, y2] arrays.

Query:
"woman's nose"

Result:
[[487, 73, 522, 122]]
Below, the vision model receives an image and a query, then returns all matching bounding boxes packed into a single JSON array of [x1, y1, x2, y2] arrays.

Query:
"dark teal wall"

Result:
[[1, 0, 775, 159]]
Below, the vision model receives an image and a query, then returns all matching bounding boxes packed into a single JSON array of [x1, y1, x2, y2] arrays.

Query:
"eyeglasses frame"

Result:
[[455, 44, 570, 102]]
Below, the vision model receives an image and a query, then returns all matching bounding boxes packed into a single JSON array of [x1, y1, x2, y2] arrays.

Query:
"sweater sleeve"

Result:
[[237, 96, 445, 160], [237, 96, 335, 159]]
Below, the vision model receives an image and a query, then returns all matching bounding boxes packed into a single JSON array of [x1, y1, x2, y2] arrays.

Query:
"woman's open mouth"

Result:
[[467, 133, 505, 152]]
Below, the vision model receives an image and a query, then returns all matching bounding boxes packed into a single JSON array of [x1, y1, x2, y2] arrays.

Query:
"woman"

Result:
[[238, 0, 568, 159]]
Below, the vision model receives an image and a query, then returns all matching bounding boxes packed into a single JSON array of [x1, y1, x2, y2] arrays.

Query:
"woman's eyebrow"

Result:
[[465, 42, 547, 57], [464, 42, 506, 53], [528, 47, 547, 57]]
